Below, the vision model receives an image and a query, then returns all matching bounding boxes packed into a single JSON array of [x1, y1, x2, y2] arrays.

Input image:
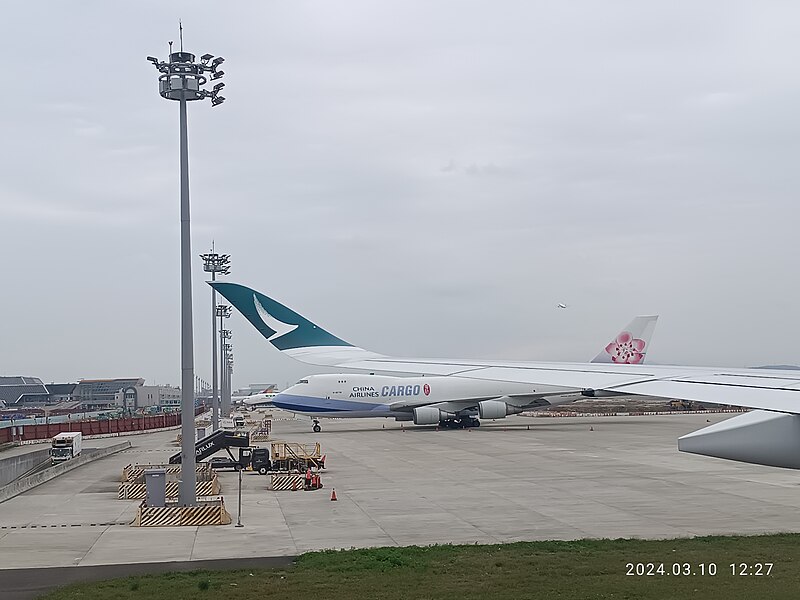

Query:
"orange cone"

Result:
[[330, 488, 338, 501]]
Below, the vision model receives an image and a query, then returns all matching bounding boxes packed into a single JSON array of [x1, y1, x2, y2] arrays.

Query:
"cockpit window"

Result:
[[296, 379, 309, 384]]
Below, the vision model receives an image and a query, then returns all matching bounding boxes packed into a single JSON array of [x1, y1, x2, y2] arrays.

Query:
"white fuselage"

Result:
[[272, 373, 577, 419]]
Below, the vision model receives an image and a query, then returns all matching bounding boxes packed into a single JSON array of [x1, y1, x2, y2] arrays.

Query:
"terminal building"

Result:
[[1, 376, 185, 416], [74, 378, 146, 411], [0, 377, 76, 408], [114, 384, 181, 411]]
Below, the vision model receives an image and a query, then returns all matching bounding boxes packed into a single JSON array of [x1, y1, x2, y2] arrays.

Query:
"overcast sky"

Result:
[[1, 1, 799, 389]]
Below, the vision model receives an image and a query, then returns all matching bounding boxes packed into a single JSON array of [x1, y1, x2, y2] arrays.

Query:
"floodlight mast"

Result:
[[221, 331, 233, 418], [200, 249, 230, 432], [147, 43, 226, 507]]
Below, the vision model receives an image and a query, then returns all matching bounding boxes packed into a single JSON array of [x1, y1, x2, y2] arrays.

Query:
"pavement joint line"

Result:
[[273, 490, 301, 555], [2, 522, 128, 529], [344, 487, 401, 546]]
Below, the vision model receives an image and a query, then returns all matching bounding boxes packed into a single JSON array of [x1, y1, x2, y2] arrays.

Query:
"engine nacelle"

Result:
[[581, 389, 626, 398], [679, 410, 800, 469], [412, 406, 453, 425], [477, 400, 524, 419]]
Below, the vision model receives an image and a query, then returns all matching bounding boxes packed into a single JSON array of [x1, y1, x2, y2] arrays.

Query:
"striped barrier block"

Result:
[[121, 463, 212, 483], [270, 473, 305, 491], [134, 506, 181, 527], [132, 499, 231, 527], [118, 477, 221, 500]]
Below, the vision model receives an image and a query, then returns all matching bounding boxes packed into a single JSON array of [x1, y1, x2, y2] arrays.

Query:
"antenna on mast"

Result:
[[179, 20, 184, 52]]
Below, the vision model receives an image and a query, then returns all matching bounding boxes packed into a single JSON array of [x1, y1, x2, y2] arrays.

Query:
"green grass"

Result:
[[42, 534, 800, 600]]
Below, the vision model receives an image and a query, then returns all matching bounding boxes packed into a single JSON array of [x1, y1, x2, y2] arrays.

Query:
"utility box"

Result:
[[196, 427, 207, 441], [144, 468, 167, 507]]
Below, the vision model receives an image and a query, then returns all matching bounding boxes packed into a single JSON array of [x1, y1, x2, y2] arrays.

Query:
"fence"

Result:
[[0, 405, 205, 444]]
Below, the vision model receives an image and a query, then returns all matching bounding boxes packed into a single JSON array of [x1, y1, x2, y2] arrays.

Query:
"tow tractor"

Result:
[[210, 447, 271, 473]]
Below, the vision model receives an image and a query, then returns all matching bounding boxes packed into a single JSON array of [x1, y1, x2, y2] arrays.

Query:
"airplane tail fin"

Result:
[[590, 315, 658, 364], [209, 282, 385, 367]]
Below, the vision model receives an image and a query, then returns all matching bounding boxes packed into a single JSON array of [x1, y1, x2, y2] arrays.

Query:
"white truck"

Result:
[[50, 432, 82, 464]]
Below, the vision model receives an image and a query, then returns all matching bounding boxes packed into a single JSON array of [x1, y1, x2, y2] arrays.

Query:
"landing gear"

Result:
[[312, 419, 322, 433]]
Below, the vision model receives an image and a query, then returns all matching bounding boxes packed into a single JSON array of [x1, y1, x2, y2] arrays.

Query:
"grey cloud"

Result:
[[1, 1, 798, 388]]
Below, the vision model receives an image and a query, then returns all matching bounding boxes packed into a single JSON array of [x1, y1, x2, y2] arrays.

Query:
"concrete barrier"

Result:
[[0, 448, 50, 487], [0, 441, 131, 504], [131, 498, 231, 527]]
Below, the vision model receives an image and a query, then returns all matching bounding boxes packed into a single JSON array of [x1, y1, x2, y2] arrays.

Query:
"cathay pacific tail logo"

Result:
[[253, 294, 298, 342]]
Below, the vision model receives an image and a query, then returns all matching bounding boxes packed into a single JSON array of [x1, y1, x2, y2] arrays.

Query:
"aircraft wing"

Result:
[[210, 282, 800, 416]]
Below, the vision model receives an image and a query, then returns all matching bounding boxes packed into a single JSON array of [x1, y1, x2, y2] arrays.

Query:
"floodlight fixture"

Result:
[[210, 70, 224, 80], [147, 48, 228, 104], [211, 96, 225, 107], [213, 82, 225, 92]]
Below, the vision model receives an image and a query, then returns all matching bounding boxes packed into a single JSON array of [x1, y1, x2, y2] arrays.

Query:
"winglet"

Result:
[[590, 315, 658, 364]]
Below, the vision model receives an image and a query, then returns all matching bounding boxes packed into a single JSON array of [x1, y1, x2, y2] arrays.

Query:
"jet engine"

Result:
[[477, 400, 524, 419], [413, 406, 454, 425], [678, 410, 800, 469]]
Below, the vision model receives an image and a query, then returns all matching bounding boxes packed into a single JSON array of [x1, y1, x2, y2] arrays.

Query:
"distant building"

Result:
[[114, 384, 181, 411], [47, 383, 76, 403], [75, 378, 145, 410], [0, 377, 51, 406]]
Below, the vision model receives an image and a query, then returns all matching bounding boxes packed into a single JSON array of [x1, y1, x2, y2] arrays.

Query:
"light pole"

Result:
[[200, 249, 230, 431], [147, 39, 226, 507], [217, 305, 232, 421], [222, 338, 233, 418], [235, 464, 244, 528], [226, 351, 235, 419]]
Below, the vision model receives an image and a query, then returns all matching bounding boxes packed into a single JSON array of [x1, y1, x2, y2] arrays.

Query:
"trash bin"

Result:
[[144, 468, 167, 507]]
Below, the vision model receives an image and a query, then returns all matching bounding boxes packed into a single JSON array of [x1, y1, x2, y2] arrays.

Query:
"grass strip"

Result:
[[42, 534, 800, 600]]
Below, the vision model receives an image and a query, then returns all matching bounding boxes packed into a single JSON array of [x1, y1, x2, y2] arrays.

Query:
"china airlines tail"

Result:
[[589, 316, 658, 364]]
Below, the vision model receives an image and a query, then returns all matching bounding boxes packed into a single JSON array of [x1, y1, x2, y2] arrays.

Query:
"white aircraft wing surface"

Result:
[[211, 282, 800, 416]]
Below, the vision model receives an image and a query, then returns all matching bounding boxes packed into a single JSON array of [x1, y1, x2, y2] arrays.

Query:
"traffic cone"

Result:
[[292, 478, 299, 492], [330, 488, 338, 501], [589, 426, 594, 431]]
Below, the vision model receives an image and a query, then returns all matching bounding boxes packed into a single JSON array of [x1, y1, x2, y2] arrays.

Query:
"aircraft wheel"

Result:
[[313, 424, 322, 433]]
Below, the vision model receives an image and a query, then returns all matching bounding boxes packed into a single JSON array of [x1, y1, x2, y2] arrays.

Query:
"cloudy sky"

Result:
[[1, 1, 799, 389]]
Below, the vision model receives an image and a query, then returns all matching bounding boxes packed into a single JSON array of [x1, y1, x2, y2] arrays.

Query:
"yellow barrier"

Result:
[[118, 477, 220, 500], [131, 498, 231, 527]]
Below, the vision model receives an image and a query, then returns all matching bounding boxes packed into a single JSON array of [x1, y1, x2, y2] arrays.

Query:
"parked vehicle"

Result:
[[49, 432, 82, 464]]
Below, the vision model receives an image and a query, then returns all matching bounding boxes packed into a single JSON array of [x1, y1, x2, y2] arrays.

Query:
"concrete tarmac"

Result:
[[1, 413, 800, 585]]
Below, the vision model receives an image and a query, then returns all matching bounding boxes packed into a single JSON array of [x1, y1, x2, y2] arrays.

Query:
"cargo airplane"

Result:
[[212, 282, 657, 431]]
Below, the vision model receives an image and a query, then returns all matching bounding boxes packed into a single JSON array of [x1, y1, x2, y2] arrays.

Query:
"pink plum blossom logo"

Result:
[[605, 331, 646, 364]]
